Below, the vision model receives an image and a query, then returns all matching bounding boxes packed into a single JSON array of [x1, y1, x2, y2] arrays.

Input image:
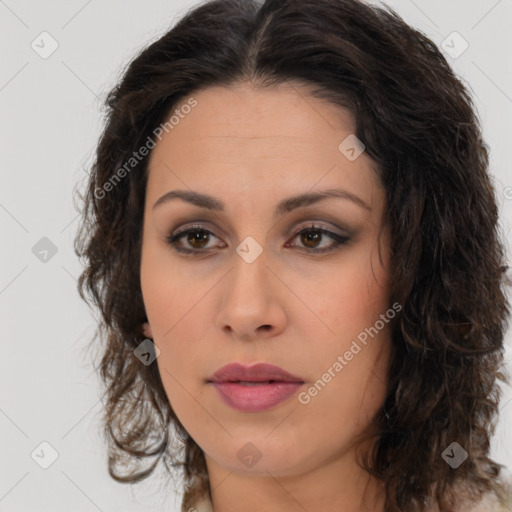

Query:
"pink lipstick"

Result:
[[207, 362, 305, 412]]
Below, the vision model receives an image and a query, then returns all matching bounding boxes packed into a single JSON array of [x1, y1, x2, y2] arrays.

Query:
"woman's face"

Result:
[[140, 82, 393, 479]]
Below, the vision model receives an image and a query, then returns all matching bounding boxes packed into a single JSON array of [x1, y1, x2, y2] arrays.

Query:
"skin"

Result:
[[140, 81, 393, 512]]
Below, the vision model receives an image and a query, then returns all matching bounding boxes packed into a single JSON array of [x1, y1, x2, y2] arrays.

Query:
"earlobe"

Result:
[[142, 321, 153, 339]]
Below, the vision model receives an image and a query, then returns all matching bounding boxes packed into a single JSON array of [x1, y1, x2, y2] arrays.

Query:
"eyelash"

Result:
[[166, 223, 350, 256]]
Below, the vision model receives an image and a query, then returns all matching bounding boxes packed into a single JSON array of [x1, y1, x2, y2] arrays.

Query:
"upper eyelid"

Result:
[[169, 223, 348, 249], [171, 222, 346, 239], [165, 223, 353, 257], [163, 205, 359, 237], [170, 214, 350, 234]]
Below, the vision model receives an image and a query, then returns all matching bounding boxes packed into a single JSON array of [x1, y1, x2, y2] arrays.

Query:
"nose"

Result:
[[214, 243, 287, 342]]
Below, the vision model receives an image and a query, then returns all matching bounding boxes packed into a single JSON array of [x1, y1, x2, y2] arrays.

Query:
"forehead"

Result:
[[155, 82, 355, 150], [145, 82, 382, 216]]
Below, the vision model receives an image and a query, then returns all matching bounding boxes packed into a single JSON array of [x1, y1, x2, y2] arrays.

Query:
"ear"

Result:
[[142, 322, 153, 339]]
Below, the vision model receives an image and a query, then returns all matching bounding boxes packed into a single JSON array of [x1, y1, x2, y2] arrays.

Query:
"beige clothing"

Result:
[[188, 496, 213, 512]]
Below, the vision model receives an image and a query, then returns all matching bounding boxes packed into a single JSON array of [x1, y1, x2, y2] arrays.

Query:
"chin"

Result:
[[204, 436, 324, 477]]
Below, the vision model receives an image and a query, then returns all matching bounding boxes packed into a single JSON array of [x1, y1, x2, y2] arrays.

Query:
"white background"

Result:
[[1, 1, 511, 511]]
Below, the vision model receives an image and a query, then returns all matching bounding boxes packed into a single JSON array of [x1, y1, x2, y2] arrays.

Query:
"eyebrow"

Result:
[[152, 187, 371, 216]]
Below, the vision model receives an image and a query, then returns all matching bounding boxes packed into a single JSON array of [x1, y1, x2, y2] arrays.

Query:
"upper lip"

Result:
[[207, 363, 304, 383]]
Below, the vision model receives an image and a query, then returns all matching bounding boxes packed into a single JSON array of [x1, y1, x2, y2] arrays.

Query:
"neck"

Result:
[[204, 445, 386, 512]]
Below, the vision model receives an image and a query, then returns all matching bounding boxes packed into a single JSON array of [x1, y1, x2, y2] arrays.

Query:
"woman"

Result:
[[74, 0, 512, 510]]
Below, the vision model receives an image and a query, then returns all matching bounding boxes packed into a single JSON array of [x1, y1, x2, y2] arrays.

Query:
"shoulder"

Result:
[[463, 492, 510, 512], [449, 472, 512, 512], [185, 495, 214, 512], [427, 491, 510, 512]]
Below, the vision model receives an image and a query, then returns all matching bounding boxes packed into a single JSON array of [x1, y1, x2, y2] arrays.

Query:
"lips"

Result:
[[207, 362, 304, 384], [207, 363, 305, 412]]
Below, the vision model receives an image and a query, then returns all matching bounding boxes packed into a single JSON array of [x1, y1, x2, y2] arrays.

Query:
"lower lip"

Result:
[[209, 381, 304, 412]]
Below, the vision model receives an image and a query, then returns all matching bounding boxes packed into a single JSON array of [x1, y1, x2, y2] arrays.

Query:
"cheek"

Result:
[[140, 239, 192, 335], [315, 255, 390, 340], [140, 240, 211, 380], [308, 245, 392, 407], [303, 328, 391, 442]]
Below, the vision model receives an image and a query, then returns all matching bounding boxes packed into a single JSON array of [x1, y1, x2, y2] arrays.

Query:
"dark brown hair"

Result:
[[74, 0, 511, 511]]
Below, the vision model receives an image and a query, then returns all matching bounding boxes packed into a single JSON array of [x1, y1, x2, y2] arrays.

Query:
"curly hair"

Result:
[[73, 0, 511, 511]]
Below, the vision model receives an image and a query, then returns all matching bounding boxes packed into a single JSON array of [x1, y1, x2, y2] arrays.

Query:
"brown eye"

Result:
[[300, 229, 322, 249], [167, 226, 220, 253], [288, 224, 350, 253], [166, 223, 350, 256], [185, 230, 210, 249]]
